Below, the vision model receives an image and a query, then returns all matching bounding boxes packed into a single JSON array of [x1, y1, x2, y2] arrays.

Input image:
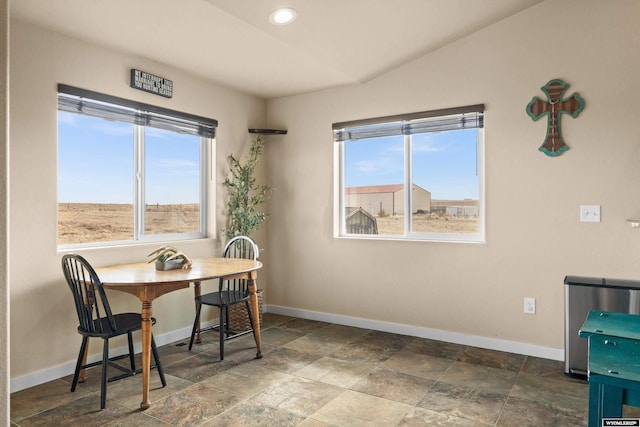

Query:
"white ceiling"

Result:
[[11, 0, 543, 99]]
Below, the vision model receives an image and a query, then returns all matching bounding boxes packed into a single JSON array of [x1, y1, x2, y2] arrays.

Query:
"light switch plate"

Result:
[[580, 205, 601, 222], [524, 297, 536, 314]]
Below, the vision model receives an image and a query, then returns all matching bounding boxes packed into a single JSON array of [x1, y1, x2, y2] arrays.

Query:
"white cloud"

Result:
[[354, 156, 402, 175], [412, 134, 445, 153]]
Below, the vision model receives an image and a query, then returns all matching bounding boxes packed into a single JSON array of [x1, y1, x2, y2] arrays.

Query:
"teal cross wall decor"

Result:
[[526, 79, 585, 157]]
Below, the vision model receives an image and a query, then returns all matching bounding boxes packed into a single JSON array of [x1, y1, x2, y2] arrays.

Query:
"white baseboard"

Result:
[[11, 306, 564, 393], [266, 304, 564, 362], [10, 324, 200, 393]]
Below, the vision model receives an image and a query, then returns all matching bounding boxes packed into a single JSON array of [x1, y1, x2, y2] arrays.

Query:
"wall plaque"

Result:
[[526, 78, 584, 157], [130, 69, 173, 98]]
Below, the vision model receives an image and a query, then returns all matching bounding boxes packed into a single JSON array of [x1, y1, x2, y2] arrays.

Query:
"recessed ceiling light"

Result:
[[269, 8, 297, 25]]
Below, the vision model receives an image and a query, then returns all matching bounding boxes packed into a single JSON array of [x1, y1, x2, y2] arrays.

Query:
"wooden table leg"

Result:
[[248, 273, 262, 359], [140, 300, 153, 411], [193, 281, 202, 344]]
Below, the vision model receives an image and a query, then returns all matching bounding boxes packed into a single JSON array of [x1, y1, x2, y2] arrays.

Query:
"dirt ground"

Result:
[[58, 204, 477, 245], [376, 213, 479, 235], [58, 203, 200, 245]]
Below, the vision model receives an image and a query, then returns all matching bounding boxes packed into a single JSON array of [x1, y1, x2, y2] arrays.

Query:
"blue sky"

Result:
[[344, 129, 480, 200], [58, 111, 201, 204], [59, 112, 479, 204]]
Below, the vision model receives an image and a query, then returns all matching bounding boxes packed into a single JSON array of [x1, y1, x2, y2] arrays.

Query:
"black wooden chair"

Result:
[[188, 235, 259, 360], [61, 254, 166, 409]]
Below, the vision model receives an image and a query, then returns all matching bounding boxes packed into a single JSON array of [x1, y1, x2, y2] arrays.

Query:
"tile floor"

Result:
[[9, 313, 618, 426]]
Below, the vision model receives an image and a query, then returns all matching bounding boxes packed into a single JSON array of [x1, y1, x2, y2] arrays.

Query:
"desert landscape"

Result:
[[58, 203, 477, 245], [58, 203, 200, 245], [376, 212, 479, 235]]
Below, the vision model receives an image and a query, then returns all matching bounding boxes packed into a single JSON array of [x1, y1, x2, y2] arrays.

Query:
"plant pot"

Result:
[[155, 259, 183, 271]]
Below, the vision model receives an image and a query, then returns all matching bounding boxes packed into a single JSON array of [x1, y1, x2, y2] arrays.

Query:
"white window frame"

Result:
[[57, 85, 215, 249], [333, 105, 485, 243]]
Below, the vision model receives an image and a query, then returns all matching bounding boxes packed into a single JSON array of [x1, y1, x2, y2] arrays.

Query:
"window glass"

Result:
[[335, 106, 484, 242], [58, 112, 135, 244], [57, 92, 210, 247], [344, 135, 404, 236], [410, 128, 480, 236], [144, 128, 202, 236]]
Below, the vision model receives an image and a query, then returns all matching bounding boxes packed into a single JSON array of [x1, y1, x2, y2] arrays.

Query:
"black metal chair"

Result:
[[61, 254, 166, 409], [188, 235, 259, 360]]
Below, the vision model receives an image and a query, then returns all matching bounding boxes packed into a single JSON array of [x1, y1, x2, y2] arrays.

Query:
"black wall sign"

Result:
[[130, 69, 173, 98]]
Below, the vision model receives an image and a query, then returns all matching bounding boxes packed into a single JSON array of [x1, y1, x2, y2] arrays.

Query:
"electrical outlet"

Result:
[[524, 297, 536, 314]]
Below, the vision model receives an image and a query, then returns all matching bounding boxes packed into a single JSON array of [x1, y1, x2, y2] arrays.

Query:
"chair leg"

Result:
[[71, 337, 89, 392], [224, 306, 230, 336], [151, 335, 166, 387], [188, 302, 203, 350], [100, 338, 109, 410], [219, 306, 225, 360], [127, 331, 136, 373]]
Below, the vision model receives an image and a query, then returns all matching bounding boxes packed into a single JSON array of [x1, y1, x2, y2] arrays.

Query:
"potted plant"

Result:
[[223, 135, 271, 239], [223, 135, 270, 331]]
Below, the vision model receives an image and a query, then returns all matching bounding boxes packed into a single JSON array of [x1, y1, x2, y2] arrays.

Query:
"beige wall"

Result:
[[265, 0, 640, 353], [8, 0, 640, 394], [9, 19, 267, 386], [1, 0, 8, 421]]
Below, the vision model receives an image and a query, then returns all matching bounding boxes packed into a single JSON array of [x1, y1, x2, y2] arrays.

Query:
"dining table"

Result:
[[94, 257, 263, 410]]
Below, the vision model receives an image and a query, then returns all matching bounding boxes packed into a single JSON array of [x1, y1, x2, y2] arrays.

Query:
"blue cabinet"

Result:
[[580, 310, 640, 426]]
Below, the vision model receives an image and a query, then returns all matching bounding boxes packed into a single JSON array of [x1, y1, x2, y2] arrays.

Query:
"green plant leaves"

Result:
[[223, 135, 271, 238]]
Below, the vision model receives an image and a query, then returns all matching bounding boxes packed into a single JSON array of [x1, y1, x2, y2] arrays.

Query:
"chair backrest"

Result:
[[220, 236, 259, 297], [61, 254, 117, 334], [222, 235, 259, 261]]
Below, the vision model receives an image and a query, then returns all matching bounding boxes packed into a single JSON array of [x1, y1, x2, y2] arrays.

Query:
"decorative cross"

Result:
[[526, 79, 585, 157]]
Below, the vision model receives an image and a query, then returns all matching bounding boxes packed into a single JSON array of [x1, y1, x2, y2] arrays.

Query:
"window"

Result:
[[57, 85, 216, 247], [334, 105, 484, 242]]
